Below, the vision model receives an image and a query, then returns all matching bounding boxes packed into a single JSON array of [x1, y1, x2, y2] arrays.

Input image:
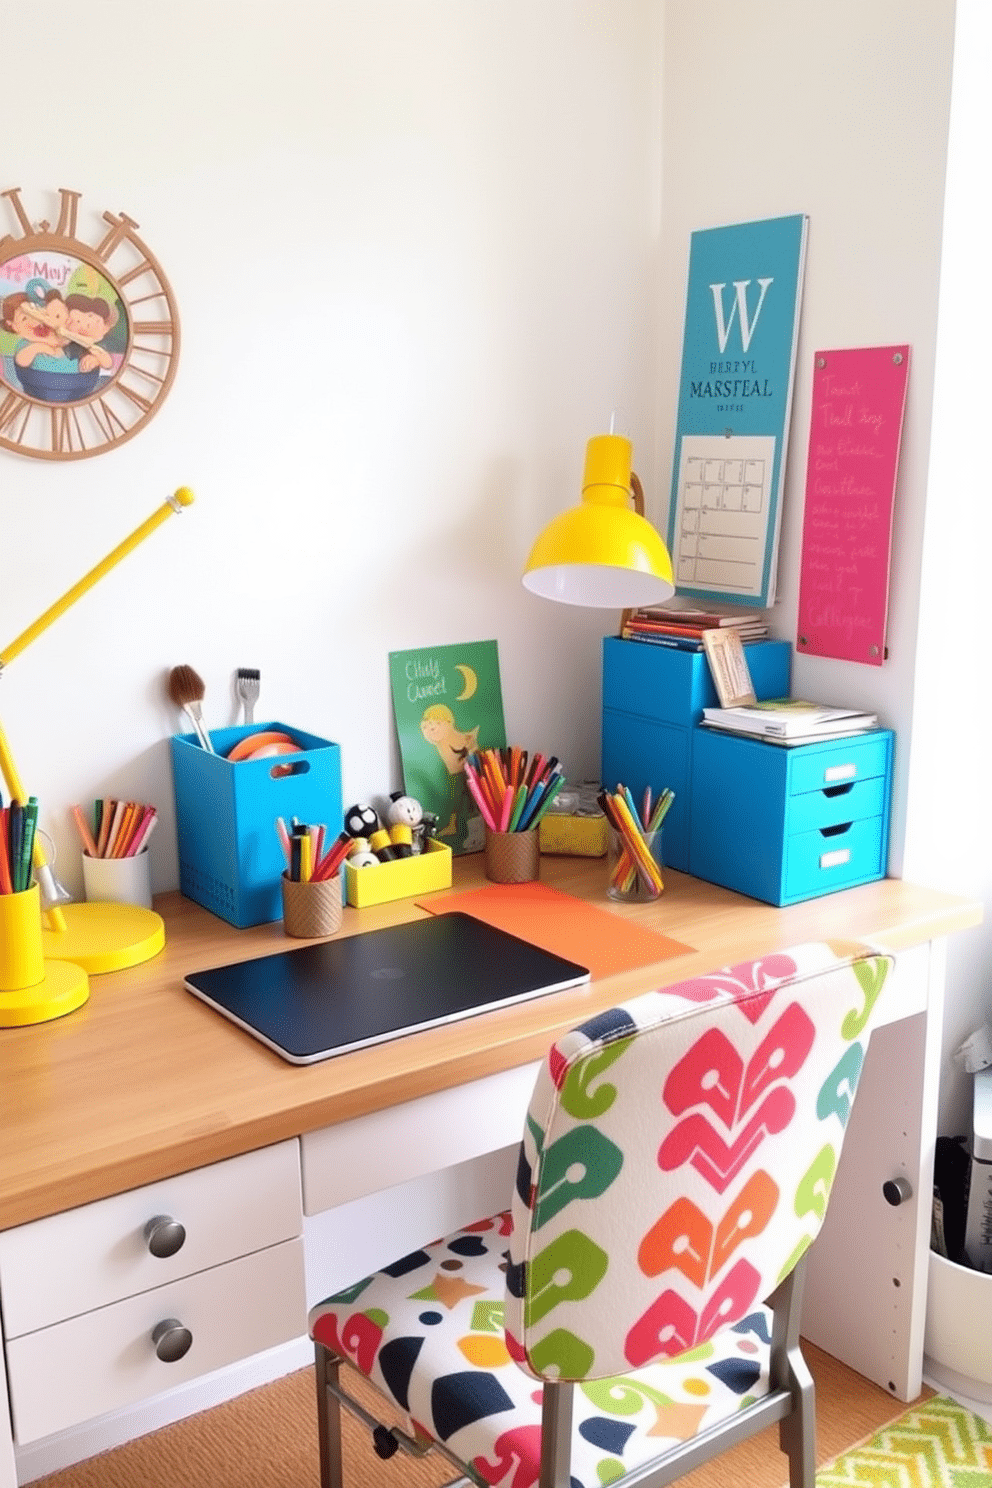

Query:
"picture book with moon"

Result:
[[389, 640, 507, 854]]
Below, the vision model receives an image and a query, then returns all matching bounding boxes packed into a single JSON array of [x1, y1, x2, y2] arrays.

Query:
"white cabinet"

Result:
[[800, 944, 943, 1399], [0, 1141, 305, 1444]]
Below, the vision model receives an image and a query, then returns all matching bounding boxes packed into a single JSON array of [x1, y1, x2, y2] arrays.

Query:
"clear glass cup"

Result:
[[607, 826, 663, 902]]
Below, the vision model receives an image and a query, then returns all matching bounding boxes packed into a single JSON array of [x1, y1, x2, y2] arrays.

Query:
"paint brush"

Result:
[[168, 665, 215, 752]]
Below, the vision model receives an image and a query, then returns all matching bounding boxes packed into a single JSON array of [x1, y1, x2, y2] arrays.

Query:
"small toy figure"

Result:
[[388, 823, 414, 858], [344, 802, 379, 838], [387, 791, 423, 828], [369, 828, 398, 862], [387, 791, 423, 852], [417, 810, 440, 853]]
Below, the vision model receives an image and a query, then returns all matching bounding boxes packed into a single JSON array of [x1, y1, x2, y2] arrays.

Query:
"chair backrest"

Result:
[[504, 940, 892, 1382]]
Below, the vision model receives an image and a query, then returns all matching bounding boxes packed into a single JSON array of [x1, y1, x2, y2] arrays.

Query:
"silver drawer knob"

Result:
[[882, 1176, 913, 1206], [152, 1318, 193, 1363], [144, 1214, 187, 1258]]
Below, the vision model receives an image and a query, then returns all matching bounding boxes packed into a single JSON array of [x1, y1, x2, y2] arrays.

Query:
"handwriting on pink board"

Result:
[[796, 346, 910, 665]]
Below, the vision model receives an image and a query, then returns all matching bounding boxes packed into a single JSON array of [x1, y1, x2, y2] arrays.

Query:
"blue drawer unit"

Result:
[[688, 726, 893, 905], [601, 636, 791, 872]]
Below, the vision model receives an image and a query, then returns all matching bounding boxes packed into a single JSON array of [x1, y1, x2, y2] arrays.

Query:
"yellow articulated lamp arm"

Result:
[[0, 487, 194, 672], [0, 487, 195, 933]]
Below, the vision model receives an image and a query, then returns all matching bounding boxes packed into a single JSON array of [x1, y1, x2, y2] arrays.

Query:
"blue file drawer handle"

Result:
[[789, 734, 890, 794], [786, 775, 887, 835]]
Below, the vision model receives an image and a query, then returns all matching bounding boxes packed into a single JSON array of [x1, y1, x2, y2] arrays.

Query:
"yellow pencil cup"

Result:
[[0, 882, 45, 991]]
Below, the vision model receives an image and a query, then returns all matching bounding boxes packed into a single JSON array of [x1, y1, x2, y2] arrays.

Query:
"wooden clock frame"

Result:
[[0, 187, 180, 461]]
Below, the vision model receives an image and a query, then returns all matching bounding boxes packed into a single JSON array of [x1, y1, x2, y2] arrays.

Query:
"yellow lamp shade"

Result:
[[522, 435, 675, 608]]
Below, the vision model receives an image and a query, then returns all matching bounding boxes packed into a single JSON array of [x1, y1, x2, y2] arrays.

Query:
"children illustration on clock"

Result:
[[0, 260, 125, 404]]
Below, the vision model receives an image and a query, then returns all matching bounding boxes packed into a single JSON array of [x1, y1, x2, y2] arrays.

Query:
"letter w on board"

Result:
[[709, 277, 773, 354]]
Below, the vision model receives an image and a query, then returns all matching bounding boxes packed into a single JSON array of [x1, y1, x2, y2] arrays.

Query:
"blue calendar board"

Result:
[[667, 214, 809, 609]]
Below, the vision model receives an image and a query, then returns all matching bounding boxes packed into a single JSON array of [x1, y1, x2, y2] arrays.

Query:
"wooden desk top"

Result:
[[0, 857, 980, 1230]]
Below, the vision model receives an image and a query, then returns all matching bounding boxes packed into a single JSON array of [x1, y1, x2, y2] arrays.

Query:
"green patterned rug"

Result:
[[818, 1395, 992, 1486]]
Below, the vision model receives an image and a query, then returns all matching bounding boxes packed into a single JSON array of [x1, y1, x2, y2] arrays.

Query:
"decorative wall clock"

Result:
[[0, 187, 180, 460]]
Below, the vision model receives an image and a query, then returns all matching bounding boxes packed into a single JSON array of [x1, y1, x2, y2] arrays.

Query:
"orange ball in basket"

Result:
[[243, 739, 302, 775], [226, 730, 295, 762]]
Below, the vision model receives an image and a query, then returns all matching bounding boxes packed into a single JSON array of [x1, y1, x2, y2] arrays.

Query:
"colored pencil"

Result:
[[71, 805, 99, 858], [0, 807, 12, 895], [464, 766, 498, 831], [471, 747, 566, 835], [601, 786, 665, 895]]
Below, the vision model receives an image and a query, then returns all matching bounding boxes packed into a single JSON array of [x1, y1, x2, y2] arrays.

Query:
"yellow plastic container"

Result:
[[0, 882, 89, 1027], [538, 812, 609, 858], [344, 838, 453, 909], [0, 883, 45, 991]]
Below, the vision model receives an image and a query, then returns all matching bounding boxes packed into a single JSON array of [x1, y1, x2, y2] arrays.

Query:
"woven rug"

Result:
[[817, 1394, 992, 1486], [26, 1346, 928, 1488]]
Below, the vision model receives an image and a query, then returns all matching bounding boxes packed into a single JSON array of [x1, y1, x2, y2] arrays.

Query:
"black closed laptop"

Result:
[[183, 911, 590, 1065]]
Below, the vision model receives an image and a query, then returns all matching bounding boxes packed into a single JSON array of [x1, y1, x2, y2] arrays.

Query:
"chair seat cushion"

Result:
[[309, 1211, 773, 1488]]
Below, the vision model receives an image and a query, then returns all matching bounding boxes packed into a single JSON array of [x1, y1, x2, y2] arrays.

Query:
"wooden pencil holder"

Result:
[[281, 873, 343, 938], [484, 828, 540, 884]]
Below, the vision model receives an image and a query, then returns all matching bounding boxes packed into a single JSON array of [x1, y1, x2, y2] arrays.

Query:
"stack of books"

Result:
[[701, 698, 878, 746], [621, 607, 769, 652]]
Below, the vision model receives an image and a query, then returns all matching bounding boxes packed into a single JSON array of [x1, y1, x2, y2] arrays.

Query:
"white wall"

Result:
[[1, 0, 661, 907], [659, 0, 992, 1136], [658, 0, 955, 876], [906, 0, 992, 1134]]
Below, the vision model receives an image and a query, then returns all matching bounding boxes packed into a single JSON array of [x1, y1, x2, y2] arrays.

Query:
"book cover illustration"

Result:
[[667, 213, 809, 609], [389, 640, 507, 855], [701, 628, 757, 708]]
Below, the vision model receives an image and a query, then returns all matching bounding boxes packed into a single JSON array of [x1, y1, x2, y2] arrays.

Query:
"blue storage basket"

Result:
[[170, 721, 343, 928]]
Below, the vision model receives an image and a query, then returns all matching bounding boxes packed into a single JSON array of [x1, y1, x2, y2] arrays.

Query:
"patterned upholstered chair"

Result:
[[309, 940, 891, 1488]]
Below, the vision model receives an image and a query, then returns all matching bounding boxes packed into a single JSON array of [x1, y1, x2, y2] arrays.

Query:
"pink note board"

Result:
[[796, 346, 910, 665]]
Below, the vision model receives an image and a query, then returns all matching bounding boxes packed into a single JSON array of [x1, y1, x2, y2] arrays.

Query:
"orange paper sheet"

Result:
[[416, 882, 693, 980]]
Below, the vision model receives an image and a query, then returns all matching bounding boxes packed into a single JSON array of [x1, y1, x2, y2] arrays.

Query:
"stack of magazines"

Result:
[[621, 607, 769, 651], [701, 698, 878, 746]]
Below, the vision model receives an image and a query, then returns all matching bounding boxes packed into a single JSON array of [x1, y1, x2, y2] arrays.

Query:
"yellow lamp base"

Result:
[[41, 901, 165, 975], [0, 959, 90, 1027]]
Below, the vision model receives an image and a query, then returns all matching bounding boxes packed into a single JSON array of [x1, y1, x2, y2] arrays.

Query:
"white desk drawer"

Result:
[[301, 1064, 538, 1214], [0, 1140, 301, 1337], [6, 1238, 305, 1444]]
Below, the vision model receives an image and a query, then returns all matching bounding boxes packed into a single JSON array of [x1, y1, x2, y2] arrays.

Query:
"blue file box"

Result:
[[689, 726, 893, 905], [171, 721, 343, 927], [601, 637, 791, 872]]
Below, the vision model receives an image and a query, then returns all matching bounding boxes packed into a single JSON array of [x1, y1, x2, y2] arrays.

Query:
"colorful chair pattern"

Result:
[[309, 939, 892, 1488]]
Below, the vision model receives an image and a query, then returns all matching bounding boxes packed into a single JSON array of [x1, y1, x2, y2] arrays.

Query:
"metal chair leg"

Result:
[[779, 1347, 816, 1488], [539, 1380, 575, 1488], [768, 1256, 817, 1488], [314, 1343, 345, 1488]]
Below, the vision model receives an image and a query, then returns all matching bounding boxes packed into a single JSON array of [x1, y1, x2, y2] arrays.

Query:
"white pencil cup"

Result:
[[82, 850, 153, 910]]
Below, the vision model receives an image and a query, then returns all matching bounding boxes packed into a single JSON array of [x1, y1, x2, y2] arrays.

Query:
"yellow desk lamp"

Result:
[[522, 433, 675, 608], [0, 488, 194, 1021]]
